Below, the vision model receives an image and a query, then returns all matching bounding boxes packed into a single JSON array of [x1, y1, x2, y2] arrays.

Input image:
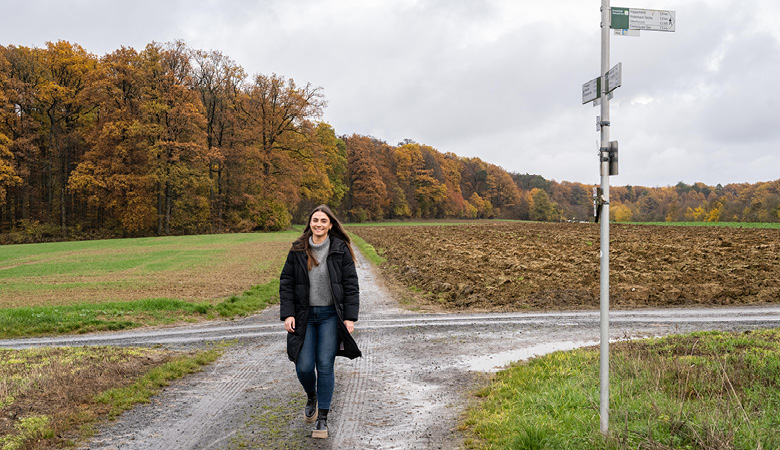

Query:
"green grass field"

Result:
[[0, 232, 297, 299], [463, 329, 780, 449], [0, 231, 298, 338], [624, 221, 780, 229]]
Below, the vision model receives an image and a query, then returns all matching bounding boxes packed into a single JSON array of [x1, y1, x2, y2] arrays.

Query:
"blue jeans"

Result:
[[296, 305, 339, 410]]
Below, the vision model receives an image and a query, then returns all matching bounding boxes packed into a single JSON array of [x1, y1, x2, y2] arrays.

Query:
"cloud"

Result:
[[1, 0, 778, 187]]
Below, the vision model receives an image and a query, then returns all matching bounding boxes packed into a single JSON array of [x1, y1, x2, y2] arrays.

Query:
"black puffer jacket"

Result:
[[279, 235, 361, 362]]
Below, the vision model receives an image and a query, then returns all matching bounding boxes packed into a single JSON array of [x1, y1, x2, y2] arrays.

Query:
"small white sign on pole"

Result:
[[629, 8, 675, 32], [611, 6, 676, 32], [593, 91, 613, 107], [614, 29, 640, 37], [582, 77, 601, 104], [606, 62, 622, 93]]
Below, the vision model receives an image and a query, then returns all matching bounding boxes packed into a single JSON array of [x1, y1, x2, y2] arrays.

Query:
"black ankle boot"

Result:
[[312, 408, 329, 438], [304, 392, 317, 423]]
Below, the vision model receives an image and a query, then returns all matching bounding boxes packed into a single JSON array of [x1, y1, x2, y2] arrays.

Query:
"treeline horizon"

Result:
[[0, 40, 778, 243]]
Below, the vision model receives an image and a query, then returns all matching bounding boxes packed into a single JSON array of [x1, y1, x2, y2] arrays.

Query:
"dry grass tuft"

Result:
[[0, 347, 176, 449]]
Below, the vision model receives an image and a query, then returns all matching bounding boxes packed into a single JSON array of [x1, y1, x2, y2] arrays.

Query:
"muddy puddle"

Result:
[[462, 340, 599, 372]]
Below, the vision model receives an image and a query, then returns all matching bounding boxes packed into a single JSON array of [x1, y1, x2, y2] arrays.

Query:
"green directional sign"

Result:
[[611, 7, 630, 30]]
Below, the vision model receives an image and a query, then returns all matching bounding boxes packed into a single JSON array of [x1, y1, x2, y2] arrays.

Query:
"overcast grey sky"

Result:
[[3, 0, 779, 187]]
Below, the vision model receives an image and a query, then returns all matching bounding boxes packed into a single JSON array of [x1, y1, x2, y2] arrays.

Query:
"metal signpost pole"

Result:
[[599, 0, 611, 435], [584, 1, 673, 436]]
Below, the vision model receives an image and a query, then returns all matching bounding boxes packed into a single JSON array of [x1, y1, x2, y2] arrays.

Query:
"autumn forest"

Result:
[[0, 41, 778, 242]]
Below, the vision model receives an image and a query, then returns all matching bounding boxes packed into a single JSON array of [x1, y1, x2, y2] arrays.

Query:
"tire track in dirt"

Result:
[[84, 340, 287, 449], [329, 331, 374, 447]]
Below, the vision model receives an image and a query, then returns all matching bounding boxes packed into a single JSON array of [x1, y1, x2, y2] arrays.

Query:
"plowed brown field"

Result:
[[351, 222, 780, 310]]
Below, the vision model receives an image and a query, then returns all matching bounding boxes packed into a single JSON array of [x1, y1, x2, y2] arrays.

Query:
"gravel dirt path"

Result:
[[3, 251, 780, 449]]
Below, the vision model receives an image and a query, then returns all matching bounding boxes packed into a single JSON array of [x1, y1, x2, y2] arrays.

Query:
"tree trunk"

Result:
[[215, 167, 223, 232], [164, 181, 172, 235], [157, 181, 164, 235], [22, 186, 29, 222], [209, 162, 215, 229], [47, 113, 55, 221], [60, 149, 68, 230]]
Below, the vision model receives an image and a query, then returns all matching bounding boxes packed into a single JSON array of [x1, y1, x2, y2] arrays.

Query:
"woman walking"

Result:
[[280, 205, 361, 439]]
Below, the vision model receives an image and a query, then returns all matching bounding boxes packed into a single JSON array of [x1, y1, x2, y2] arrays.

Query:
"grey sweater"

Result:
[[308, 236, 333, 306]]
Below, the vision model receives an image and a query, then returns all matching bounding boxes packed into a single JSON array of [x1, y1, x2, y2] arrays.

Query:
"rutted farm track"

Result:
[[351, 222, 780, 310]]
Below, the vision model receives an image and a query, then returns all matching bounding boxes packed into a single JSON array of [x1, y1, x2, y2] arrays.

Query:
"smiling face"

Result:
[[309, 211, 332, 242]]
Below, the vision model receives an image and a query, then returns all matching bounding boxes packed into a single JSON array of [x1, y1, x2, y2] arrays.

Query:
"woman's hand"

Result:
[[284, 317, 295, 333], [344, 320, 354, 334]]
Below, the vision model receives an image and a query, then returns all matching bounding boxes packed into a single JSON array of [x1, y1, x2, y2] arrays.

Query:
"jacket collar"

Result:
[[328, 236, 345, 255], [292, 235, 345, 255]]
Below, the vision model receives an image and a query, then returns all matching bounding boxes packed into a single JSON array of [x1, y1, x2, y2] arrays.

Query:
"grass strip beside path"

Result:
[[348, 232, 386, 265], [463, 328, 780, 449], [0, 346, 222, 449], [95, 348, 222, 418], [0, 279, 280, 339]]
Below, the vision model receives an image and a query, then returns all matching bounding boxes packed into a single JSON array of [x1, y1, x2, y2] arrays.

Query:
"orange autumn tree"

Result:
[[484, 163, 521, 217], [233, 73, 325, 230], [69, 42, 208, 234], [294, 122, 348, 222], [38, 42, 98, 229], [191, 49, 245, 231], [68, 46, 156, 232], [3, 40, 780, 239], [143, 41, 210, 234], [0, 45, 47, 229], [344, 134, 387, 222], [392, 142, 448, 218], [0, 131, 21, 204], [432, 151, 467, 218]]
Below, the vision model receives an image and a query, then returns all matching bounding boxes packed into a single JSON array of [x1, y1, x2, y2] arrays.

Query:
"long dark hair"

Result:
[[294, 205, 356, 270]]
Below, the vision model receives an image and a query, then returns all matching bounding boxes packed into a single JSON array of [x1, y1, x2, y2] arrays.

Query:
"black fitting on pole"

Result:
[[594, 187, 608, 223], [608, 141, 618, 176], [598, 143, 618, 175], [599, 147, 610, 162]]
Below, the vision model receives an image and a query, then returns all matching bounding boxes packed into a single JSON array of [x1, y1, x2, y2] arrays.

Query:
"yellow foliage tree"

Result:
[[611, 203, 633, 222], [529, 188, 560, 222], [469, 192, 493, 219], [707, 203, 723, 222], [684, 205, 707, 221], [0, 132, 22, 205]]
